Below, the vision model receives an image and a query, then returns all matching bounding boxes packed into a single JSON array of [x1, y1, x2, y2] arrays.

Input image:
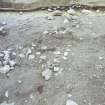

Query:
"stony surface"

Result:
[[0, 9, 105, 105]]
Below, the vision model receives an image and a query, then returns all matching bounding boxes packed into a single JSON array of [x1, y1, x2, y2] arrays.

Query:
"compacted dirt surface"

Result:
[[0, 9, 105, 105]]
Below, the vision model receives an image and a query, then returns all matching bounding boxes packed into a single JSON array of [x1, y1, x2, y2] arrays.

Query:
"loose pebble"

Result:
[[54, 51, 61, 55], [28, 54, 35, 60], [99, 56, 104, 60], [0, 65, 11, 74], [42, 69, 52, 80], [82, 9, 92, 14], [5, 91, 9, 98], [40, 55, 46, 60], [9, 60, 16, 67], [52, 10, 62, 16], [18, 53, 25, 58], [48, 8, 53, 12], [43, 30, 49, 35], [47, 15, 54, 20], [64, 19, 69, 24], [18, 80, 22, 84], [54, 67, 60, 72], [0, 26, 4, 32], [19, 11, 23, 15], [66, 99, 78, 105], [29, 94, 34, 99], [36, 52, 41, 55], [64, 52, 69, 57], [67, 8, 76, 15]]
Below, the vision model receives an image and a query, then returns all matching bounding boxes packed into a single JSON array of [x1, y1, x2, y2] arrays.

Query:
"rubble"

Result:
[[0, 50, 16, 74]]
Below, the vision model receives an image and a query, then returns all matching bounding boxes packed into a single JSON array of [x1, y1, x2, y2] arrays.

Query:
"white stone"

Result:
[[36, 52, 41, 55], [82, 9, 92, 14], [42, 69, 52, 80], [67, 8, 76, 15], [64, 19, 69, 24], [19, 11, 23, 15], [18, 80, 22, 84], [0, 53, 4, 57], [0, 65, 11, 74], [0, 26, 4, 32], [18, 53, 25, 58], [64, 52, 69, 57], [2, 21, 7, 25], [54, 51, 61, 55], [48, 8, 53, 12], [48, 15, 54, 20], [9, 60, 16, 67], [5, 91, 9, 98], [41, 46, 47, 50], [52, 10, 62, 16], [40, 55, 46, 60], [28, 54, 35, 60], [32, 43, 36, 47], [68, 94, 72, 98], [99, 56, 104, 60], [54, 67, 59, 72], [66, 99, 78, 105], [43, 30, 49, 35]]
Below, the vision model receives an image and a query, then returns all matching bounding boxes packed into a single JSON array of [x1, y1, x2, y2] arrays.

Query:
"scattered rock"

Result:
[[18, 80, 22, 84], [5, 91, 9, 98], [2, 21, 7, 25], [19, 11, 23, 15], [67, 94, 72, 98], [47, 15, 54, 20], [40, 55, 47, 60], [66, 99, 78, 105], [18, 53, 25, 58], [53, 66, 60, 72], [36, 52, 41, 55], [43, 30, 49, 35], [42, 69, 52, 80], [64, 19, 69, 24], [29, 94, 34, 99], [98, 56, 104, 60], [48, 8, 53, 12], [64, 52, 69, 57], [9, 60, 16, 67], [67, 8, 76, 15], [52, 10, 62, 16], [54, 51, 61, 55], [81, 9, 93, 14], [0, 65, 11, 74], [28, 54, 35, 60]]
